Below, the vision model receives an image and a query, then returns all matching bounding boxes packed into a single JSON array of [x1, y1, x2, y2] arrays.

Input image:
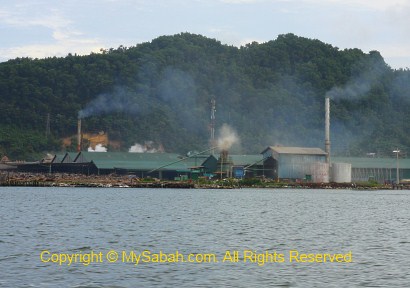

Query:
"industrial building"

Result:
[[332, 157, 410, 184], [75, 152, 209, 179], [14, 151, 265, 180], [10, 148, 410, 184], [6, 97, 410, 184], [209, 153, 264, 179], [261, 146, 329, 182], [16, 152, 214, 180], [259, 146, 410, 184]]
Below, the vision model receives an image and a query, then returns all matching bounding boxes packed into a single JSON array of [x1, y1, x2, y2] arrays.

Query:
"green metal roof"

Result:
[[332, 157, 410, 169], [229, 155, 264, 166], [262, 146, 327, 155], [59, 152, 78, 163], [52, 154, 65, 163], [76, 152, 204, 171]]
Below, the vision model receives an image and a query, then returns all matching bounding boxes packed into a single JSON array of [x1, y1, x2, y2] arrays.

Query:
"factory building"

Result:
[[17, 152, 213, 180], [16, 153, 94, 174], [13, 149, 410, 184], [16, 151, 267, 180], [261, 146, 329, 183], [332, 157, 410, 184], [75, 152, 208, 179]]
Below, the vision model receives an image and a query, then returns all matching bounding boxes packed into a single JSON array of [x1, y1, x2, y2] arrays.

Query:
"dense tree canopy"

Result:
[[0, 33, 409, 160]]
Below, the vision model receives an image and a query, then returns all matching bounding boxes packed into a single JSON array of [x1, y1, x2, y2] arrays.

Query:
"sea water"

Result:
[[1, 187, 410, 287]]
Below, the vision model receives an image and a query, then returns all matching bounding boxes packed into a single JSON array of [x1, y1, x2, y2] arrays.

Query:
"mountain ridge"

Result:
[[0, 32, 409, 160]]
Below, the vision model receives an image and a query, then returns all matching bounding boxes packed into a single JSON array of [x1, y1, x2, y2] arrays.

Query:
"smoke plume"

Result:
[[129, 141, 164, 153], [88, 144, 107, 152], [157, 67, 204, 132], [78, 87, 140, 119], [217, 124, 239, 150], [325, 57, 387, 101]]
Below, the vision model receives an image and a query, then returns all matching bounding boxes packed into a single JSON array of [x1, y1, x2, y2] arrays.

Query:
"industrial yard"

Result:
[[1, 171, 407, 190], [1, 98, 409, 189]]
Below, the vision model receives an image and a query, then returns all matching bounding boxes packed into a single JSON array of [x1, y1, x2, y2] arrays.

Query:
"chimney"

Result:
[[77, 118, 82, 152], [217, 149, 233, 179], [325, 97, 330, 165]]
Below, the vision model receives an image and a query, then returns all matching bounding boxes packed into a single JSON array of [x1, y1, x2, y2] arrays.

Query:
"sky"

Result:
[[1, 0, 410, 69]]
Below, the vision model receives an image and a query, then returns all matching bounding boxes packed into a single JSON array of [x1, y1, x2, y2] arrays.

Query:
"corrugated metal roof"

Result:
[[264, 146, 327, 156], [332, 157, 410, 169], [62, 152, 78, 163], [77, 152, 203, 171], [52, 154, 65, 163], [229, 155, 264, 166]]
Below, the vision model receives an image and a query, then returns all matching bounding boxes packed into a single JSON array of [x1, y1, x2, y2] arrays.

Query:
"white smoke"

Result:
[[325, 55, 387, 101], [217, 124, 239, 150], [78, 87, 140, 119], [88, 144, 107, 152], [129, 143, 146, 153], [128, 141, 163, 153]]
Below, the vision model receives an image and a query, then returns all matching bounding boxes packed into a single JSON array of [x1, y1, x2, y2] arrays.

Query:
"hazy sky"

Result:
[[1, 0, 409, 69]]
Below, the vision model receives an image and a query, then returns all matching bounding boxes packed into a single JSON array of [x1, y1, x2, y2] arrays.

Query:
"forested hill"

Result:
[[1, 33, 409, 160]]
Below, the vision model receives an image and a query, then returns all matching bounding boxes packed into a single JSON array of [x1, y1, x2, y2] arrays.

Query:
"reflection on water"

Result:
[[1, 187, 410, 287]]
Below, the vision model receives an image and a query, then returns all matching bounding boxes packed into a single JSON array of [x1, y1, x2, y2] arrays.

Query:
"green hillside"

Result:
[[0, 33, 409, 160]]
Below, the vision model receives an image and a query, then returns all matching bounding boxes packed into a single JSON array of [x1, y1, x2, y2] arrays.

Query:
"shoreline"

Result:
[[0, 172, 407, 190]]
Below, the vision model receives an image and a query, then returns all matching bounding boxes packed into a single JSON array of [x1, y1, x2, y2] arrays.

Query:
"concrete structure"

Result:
[[331, 162, 352, 183]]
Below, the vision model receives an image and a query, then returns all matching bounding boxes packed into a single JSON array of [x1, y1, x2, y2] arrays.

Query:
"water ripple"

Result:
[[1, 187, 410, 287]]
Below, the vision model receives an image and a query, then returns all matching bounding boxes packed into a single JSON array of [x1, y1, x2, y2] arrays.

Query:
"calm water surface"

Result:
[[1, 187, 410, 287]]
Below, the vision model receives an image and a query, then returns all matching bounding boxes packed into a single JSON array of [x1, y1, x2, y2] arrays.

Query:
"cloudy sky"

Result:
[[1, 0, 409, 69]]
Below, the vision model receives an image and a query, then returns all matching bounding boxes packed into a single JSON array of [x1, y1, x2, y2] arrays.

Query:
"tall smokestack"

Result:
[[77, 118, 82, 152], [325, 97, 330, 165], [210, 99, 216, 154]]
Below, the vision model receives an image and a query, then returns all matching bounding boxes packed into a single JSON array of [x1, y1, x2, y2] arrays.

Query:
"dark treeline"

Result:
[[0, 33, 409, 160]]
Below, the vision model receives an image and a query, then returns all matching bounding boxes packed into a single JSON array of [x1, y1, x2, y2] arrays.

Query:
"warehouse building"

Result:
[[74, 152, 210, 179], [17, 151, 213, 180], [261, 146, 329, 182]]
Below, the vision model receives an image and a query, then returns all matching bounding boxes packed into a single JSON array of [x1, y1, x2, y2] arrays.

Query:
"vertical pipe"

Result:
[[325, 97, 330, 165], [394, 149, 400, 184], [397, 150, 399, 184], [325, 97, 331, 182], [77, 118, 82, 152]]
